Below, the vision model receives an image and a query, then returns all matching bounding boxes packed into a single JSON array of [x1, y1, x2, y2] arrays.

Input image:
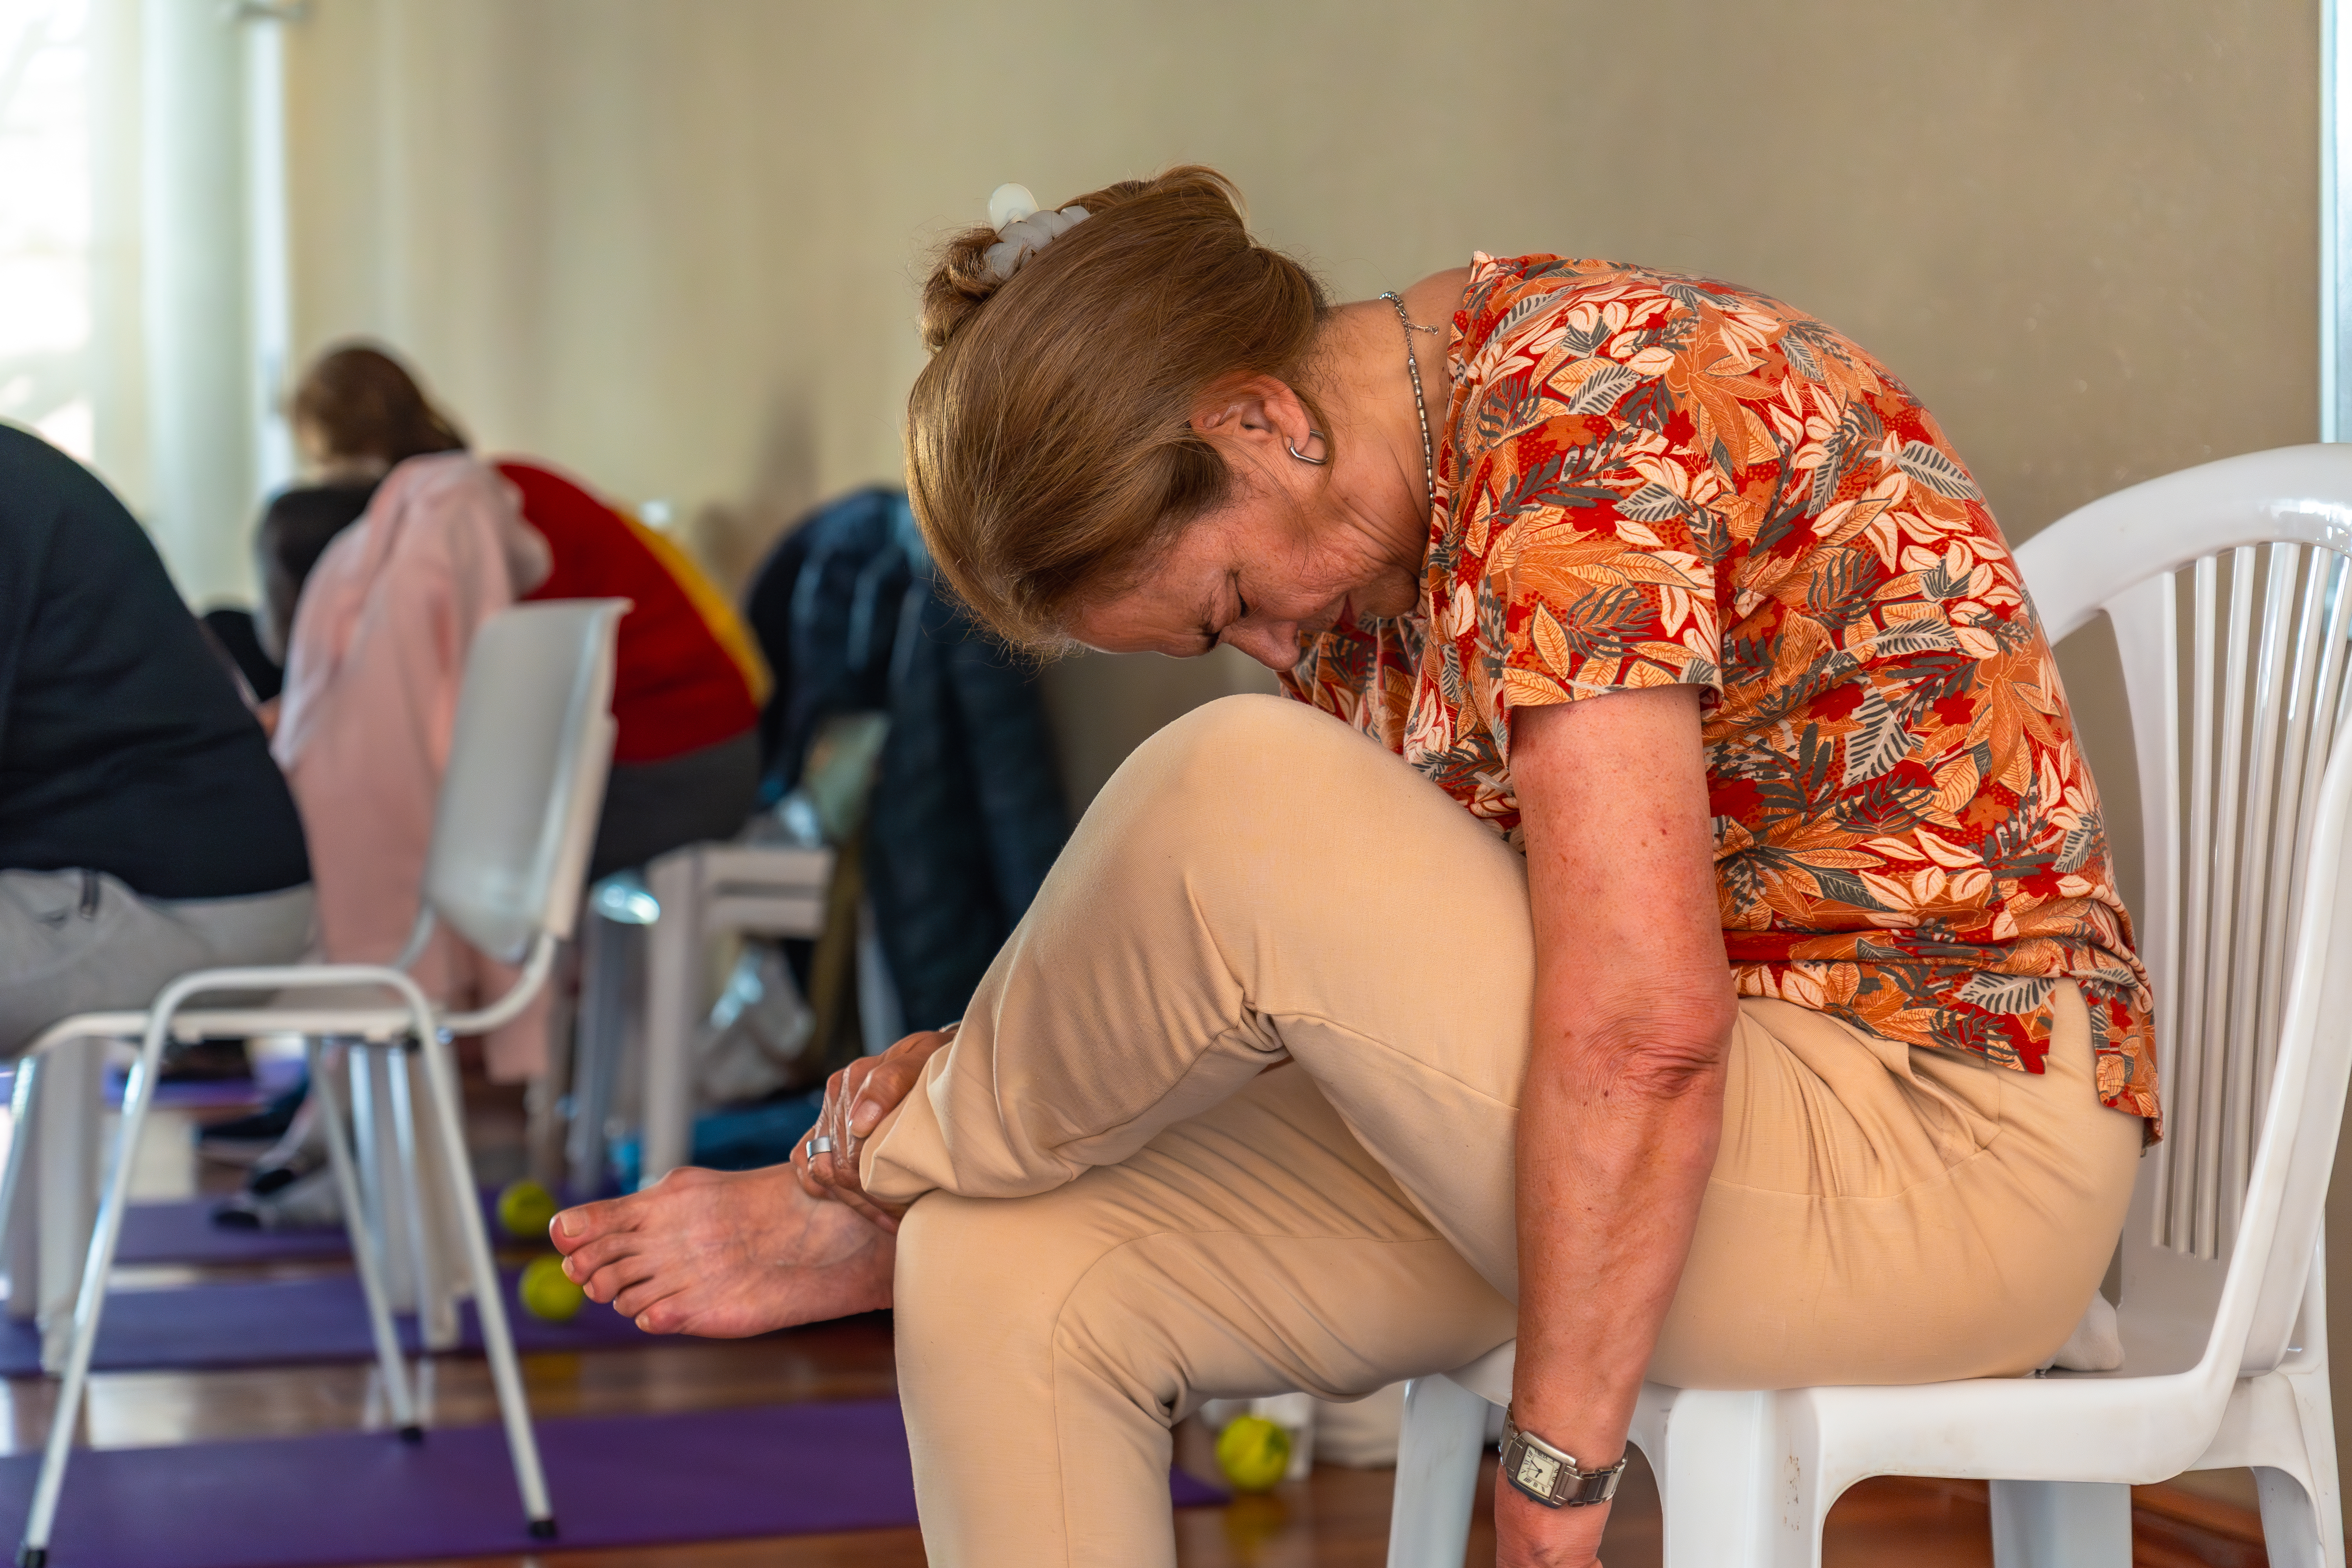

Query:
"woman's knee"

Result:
[[1107, 695, 1360, 820], [1078, 693, 1484, 876]]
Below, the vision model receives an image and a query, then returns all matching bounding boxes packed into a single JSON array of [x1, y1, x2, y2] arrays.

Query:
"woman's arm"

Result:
[[1501, 685, 1736, 1566]]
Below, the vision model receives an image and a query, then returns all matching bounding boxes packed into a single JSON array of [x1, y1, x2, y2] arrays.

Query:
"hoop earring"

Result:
[[1286, 430, 1329, 466]]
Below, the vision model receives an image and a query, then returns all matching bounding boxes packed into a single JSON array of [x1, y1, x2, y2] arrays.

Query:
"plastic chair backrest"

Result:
[[2015, 444, 2352, 1380], [422, 599, 625, 964]]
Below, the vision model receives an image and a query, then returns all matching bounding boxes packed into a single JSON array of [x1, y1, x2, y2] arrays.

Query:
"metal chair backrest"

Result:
[[422, 599, 625, 964], [2015, 444, 2352, 1381]]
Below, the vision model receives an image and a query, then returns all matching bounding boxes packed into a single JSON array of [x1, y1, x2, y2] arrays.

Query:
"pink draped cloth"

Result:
[[272, 454, 557, 1080]]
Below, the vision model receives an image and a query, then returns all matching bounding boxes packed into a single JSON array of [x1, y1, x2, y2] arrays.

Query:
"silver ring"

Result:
[[808, 1134, 836, 1156]]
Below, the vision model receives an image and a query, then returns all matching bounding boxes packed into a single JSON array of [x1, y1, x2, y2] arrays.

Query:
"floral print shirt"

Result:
[[1282, 254, 2158, 1129]]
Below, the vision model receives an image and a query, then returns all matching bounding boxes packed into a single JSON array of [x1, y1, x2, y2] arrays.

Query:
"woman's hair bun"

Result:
[[917, 167, 1249, 352]]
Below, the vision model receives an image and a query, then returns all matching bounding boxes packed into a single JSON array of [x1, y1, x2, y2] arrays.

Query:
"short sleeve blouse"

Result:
[[1282, 255, 2158, 1129]]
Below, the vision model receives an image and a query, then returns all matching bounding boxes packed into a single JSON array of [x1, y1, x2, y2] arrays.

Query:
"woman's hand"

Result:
[[1494, 1486, 1609, 1568], [791, 1024, 957, 1232]]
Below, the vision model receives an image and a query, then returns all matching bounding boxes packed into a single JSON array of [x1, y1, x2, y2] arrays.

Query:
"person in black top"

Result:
[[254, 480, 379, 665], [0, 424, 314, 1052]]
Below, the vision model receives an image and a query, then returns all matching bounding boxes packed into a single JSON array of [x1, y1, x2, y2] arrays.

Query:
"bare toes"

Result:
[[581, 1253, 659, 1305], [610, 1272, 689, 1321], [558, 1232, 640, 1281], [551, 1196, 642, 1252]]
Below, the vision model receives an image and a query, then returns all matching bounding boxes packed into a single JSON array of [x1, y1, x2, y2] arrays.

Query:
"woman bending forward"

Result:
[[553, 168, 2156, 1568]]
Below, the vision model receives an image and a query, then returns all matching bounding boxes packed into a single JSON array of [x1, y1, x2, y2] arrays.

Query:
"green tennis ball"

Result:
[[1214, 1414, 1291, 1493], [518, 1254, 584, 1323], [497, 1179, 560, 1242]]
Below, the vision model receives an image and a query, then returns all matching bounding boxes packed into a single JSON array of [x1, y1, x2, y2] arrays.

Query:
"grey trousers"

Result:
[[0, 869, 316, 1055]]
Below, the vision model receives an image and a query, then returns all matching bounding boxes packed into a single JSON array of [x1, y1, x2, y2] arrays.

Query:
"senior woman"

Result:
[[552, 167, 2155, 1568]]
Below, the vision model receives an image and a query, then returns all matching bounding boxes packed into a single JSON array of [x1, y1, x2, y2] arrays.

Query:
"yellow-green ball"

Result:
[[497, 1179, 559, 1242], [518, 1255, 584, 1323], [1214, 1415, 1291, 1493]]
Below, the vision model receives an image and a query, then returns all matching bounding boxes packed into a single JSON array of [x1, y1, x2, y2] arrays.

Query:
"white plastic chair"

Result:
[[1385, 445, 2352, 1568], [2, 599, 626, 1568]]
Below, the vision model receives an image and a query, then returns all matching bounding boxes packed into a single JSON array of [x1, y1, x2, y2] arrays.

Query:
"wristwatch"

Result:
[[1499, 1408, 1626, 1508]]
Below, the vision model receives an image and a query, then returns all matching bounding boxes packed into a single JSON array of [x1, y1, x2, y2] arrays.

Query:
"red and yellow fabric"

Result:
[[1283, 254, 2158, 1131], [498, 461, 769, 765]]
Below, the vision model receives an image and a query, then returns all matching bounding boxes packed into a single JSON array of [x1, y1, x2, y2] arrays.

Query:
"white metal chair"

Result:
[[3, 599, 626, 1567], [1385, 444, 2352, 1568]]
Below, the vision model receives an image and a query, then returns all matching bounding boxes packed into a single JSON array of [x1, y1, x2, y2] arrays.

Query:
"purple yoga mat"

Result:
[[111, 1189, 526, 1267], [0, 1399, 1227, 1568], [0, 1269, 658, 1375], [116, 1200, 351, 1265]]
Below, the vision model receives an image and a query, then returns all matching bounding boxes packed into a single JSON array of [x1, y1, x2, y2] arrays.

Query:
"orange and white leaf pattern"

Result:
[[1281, 254, 2157, 1134]]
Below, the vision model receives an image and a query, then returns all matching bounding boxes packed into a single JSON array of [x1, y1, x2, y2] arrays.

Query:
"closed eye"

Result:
[[1199, 592, 1252, 654]]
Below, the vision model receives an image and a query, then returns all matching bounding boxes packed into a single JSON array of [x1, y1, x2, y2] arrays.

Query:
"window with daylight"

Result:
[[0, 0, 93, 460]]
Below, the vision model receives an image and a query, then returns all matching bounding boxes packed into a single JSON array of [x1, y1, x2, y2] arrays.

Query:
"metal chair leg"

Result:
[[16, 1016, 171, 1566], [414, 1024, 556, 1537], [385, 1047, 456, 1349], [308, 1040, 420, 1440], [567, 911, 628, 1198]]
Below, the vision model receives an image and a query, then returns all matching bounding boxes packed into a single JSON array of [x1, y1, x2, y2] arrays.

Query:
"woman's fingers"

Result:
[[807, 1061, 873, 1197], [847, 1049, 929, 1135], [846, 1025, 957, 1135], [795, 1025, 961, 1219]]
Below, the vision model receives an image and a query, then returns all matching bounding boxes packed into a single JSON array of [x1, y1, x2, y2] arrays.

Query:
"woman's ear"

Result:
[[1190, 374, 1314, 455]]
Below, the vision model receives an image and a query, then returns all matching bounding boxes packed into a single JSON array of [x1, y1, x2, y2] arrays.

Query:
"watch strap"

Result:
[[1499, 1409, 1625, 1508]]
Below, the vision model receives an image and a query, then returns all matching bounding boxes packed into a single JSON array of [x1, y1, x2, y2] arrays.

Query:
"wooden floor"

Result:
[[4, 1074, 2279, 1568]]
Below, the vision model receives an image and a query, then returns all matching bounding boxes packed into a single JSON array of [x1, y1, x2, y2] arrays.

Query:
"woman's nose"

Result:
[[1223, 623, 1301, 671]]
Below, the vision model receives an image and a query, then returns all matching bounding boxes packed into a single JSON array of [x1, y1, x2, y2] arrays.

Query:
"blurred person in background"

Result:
[[0, 424, 313, 1052], [265, 344, 769, 879]]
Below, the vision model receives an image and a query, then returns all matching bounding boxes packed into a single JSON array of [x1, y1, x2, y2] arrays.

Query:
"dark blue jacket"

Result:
[[744, 489, 1068, 1028]]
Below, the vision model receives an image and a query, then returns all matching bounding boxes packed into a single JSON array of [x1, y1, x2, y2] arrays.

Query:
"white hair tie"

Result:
[[983, 183, 1090, 281]]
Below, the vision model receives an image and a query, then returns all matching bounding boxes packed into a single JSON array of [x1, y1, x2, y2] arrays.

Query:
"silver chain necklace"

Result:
[[1379, 290, 1441, 512]]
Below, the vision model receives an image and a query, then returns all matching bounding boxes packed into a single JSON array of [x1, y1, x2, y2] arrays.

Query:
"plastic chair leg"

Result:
[[1988, 1479, 2131, 1568], [2254, 1468, 2334, 1568], [2, 1060, 37, 1329], [413, 1024, 556, 1538], [1385, 1375, 1489, 1568], [641, 851, 701, 1188], [1654, 1389, 1786, 1568], [0, 1060, 44, 1290], [2261, 1355, 2348, 1568], [32, 1042, 103, 1372], [16, 1017, 173, 1566], [307, 1040, 420, 1439]]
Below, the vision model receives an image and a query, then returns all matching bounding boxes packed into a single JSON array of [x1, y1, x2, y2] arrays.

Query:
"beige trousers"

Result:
[[864, 695, 2143, 1568]]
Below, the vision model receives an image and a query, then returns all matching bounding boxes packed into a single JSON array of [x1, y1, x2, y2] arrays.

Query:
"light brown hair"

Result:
[[291, 343, 468, 467], [905, 166, 1329, 649]]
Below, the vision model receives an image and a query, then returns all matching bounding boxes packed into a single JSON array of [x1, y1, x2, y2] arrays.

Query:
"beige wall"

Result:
[[282, 0, 2329, 1510], [282, 0, 2319, 812]]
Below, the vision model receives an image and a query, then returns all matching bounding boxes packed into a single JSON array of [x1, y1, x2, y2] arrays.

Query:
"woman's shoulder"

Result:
[[1454, 254, 1835, 376]]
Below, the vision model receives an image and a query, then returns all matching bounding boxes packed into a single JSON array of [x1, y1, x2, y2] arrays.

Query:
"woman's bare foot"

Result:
[[549, 1164, 893, 1337]]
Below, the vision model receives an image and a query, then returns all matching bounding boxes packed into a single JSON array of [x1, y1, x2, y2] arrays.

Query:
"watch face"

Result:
[[1515, 1446, 1561, 1496]]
